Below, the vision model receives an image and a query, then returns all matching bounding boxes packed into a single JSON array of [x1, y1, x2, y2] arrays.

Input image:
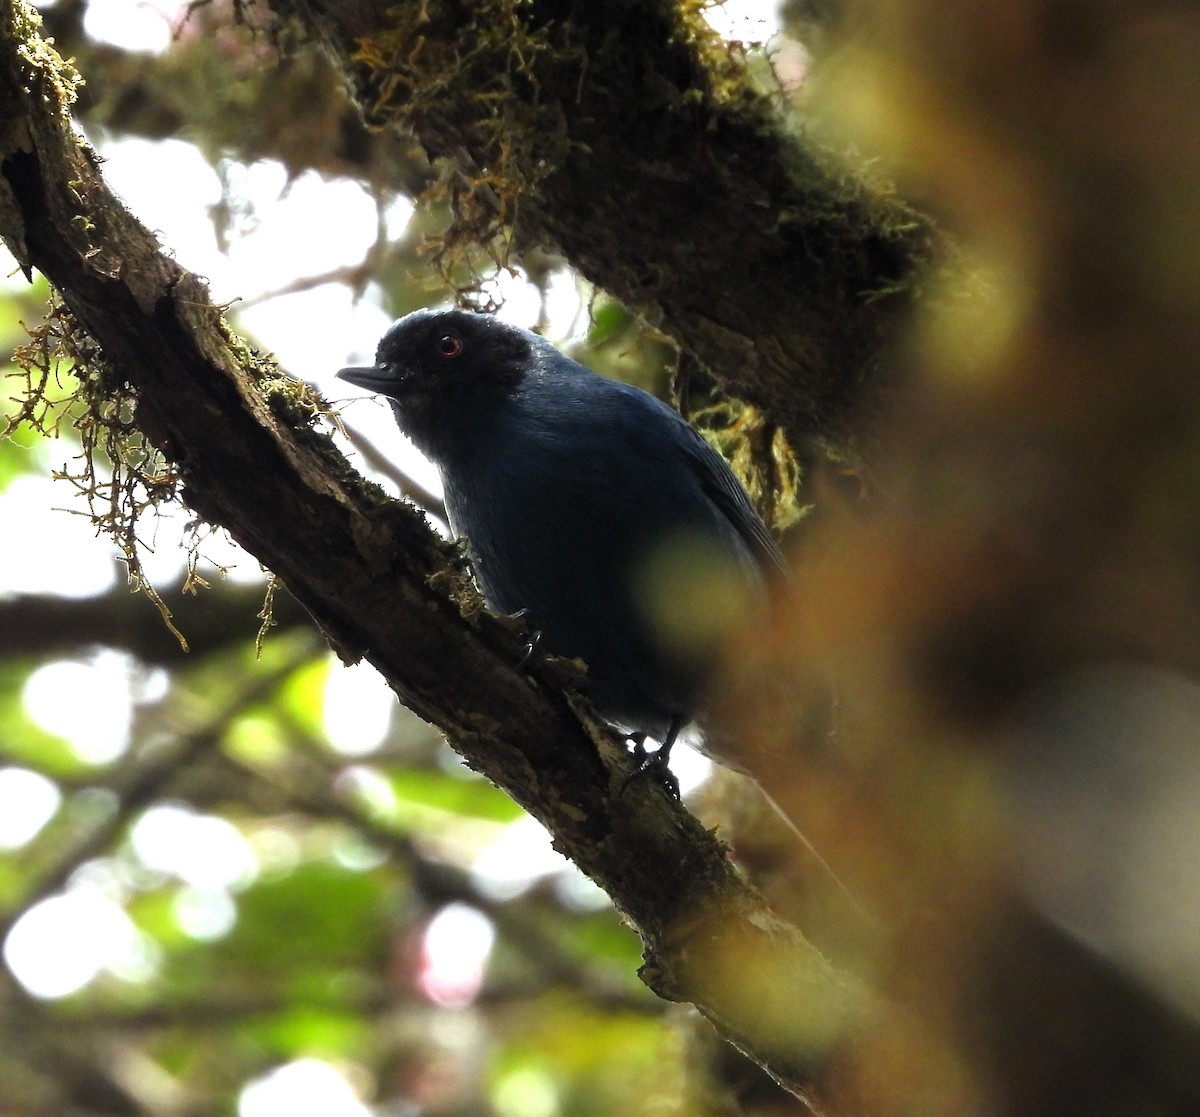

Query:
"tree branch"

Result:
[[0, 583, 314, 661], [287, 0, 943, 443], [0, 4, 868, 1104]]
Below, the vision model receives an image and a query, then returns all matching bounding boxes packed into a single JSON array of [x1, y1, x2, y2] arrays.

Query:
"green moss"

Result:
[[349, 0, 570, 289], [429, 563, 485, 620], [3, 301, 350, 654], [7, 298, 193, 645], [258, 358, 333, 430], [345, 0, 778, 301], [11, 0, 84, 118], [690, 396, 808, 535]]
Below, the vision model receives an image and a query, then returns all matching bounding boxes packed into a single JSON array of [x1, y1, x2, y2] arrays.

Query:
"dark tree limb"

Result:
[[0, 5, 869, 1105], [0, 584, 314, 662], [289, 0, 943, 444]]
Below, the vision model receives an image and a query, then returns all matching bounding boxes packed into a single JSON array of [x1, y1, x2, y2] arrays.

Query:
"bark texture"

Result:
[[294, 0, 941, 444]]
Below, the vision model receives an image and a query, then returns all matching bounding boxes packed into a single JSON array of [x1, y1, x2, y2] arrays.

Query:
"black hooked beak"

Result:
[[336, 365, 400, 394]]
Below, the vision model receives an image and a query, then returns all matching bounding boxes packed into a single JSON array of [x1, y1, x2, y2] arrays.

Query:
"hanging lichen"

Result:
[[7, 299, 191, 646]]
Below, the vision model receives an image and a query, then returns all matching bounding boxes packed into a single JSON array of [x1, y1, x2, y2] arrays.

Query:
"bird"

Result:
[[337, 308, 786, 781]]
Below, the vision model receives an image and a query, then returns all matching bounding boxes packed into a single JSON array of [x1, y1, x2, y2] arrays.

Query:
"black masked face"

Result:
[[337, 309, 534, 460]]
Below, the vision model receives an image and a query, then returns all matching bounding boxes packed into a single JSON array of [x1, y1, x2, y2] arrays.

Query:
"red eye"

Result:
[[437, 334, 462, 358]]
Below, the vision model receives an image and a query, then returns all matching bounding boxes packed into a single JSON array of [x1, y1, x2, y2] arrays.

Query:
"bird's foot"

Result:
[[622, 745, 680, 800], [619, 719, 684, 800], [506, 609, 543, 670], [517, 629, 543, 670]]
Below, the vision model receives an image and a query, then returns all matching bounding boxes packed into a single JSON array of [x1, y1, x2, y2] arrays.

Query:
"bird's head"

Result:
[[337, 309, 534, 457]]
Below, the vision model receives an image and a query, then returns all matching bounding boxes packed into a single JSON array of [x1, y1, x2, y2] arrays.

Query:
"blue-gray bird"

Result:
[[338, 309, 785, 773]]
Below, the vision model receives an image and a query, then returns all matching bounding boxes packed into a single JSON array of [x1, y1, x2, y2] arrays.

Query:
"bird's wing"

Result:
[[675, 420, 789, 578], [541, 362, 788, 577]]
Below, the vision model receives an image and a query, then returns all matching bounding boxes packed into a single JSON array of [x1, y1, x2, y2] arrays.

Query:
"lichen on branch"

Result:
[[7, 299, 193, 645], [305, 0, 942, 442]]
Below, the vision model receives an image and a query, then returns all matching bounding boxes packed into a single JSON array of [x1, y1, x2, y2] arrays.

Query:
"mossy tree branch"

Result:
[[0, 4, 869, 1106], [291, 0, 942, 444]]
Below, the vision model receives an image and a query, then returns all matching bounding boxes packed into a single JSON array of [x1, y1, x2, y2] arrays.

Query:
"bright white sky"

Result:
[[2, 0, 776, 1109]]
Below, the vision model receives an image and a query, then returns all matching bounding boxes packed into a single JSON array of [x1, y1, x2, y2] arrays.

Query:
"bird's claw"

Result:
[[516, 628, 542, 670], [620, 732, 681, 800], [504, 608, 542, 670]]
